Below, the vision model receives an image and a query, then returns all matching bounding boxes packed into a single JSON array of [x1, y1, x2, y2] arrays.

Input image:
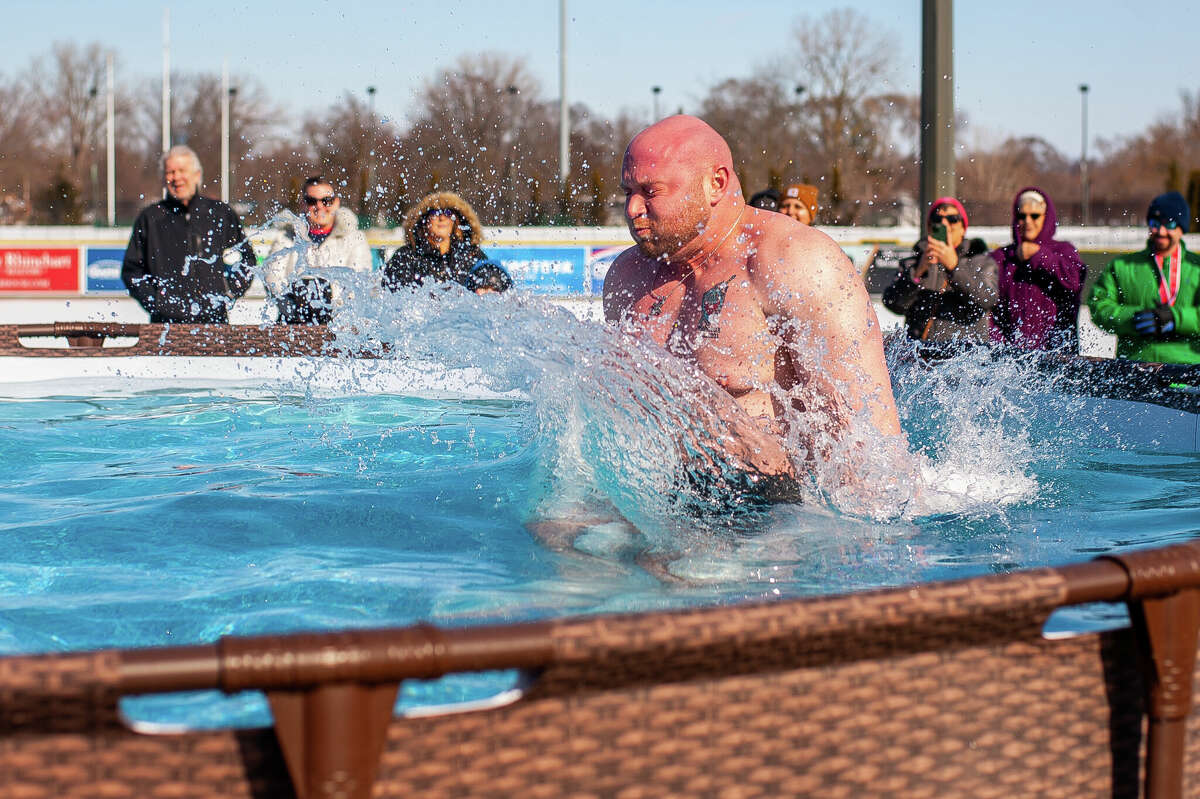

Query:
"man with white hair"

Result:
[[122, 145, 255, 323]]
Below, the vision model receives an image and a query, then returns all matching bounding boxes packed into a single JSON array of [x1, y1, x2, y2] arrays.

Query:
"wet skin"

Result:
[[603, 116, 902, 478]]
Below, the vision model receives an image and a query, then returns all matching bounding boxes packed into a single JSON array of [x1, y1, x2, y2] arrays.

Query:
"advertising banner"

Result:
[[489, 246, 587, 295], [0, 248, 79, 293], [84, 247, 127, 293]]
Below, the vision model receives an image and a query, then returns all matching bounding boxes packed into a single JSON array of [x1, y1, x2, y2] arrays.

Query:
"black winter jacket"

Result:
[[121, 195, 255, 323], [882, 236, 997, 345], [382, 238, 489, 292]]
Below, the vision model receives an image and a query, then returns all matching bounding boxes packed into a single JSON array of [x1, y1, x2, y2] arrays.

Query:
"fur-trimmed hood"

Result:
[[402, 192, 484, 249]]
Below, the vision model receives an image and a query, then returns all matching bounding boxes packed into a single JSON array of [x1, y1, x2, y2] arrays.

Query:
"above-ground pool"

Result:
[[1, 295, 1198, 728]]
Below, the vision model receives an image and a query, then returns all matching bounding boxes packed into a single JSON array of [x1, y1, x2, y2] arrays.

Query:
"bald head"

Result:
[[624, 115, 742, 200], [621, 116, 743, 259]]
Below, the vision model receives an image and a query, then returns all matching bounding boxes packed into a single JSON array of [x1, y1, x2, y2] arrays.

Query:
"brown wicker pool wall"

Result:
[[3, 541, 1200, 798]]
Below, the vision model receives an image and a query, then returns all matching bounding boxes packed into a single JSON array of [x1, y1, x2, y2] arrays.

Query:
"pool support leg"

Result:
[[268, 682, 400, 799], [1101, 548, 1200, 799]]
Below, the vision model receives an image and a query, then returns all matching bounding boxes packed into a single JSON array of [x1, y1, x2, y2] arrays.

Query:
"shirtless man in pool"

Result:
[[603, 115, 903, 483]]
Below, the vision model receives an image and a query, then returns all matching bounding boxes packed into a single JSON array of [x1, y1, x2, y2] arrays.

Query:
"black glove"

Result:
[[1132, 303, 1175, 336]]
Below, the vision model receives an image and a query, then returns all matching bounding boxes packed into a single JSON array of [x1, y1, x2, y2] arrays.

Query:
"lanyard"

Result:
[[1153, 245, 1182, 306]]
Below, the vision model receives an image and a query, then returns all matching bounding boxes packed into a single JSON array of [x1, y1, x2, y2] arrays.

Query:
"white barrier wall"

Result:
[[0, 223, 1160, 358], [0, 224, 1183, 298]]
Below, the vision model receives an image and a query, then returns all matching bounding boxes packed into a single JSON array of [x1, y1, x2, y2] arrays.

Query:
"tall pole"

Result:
[[919, 0, 954, 220], [558, 0, 569, 189], [1080, 84, 1090, 226], [366, 85, 376, 225], [220, 60, 230, 204], [161, 8, 170, 157], [106, 53, 115, 226]]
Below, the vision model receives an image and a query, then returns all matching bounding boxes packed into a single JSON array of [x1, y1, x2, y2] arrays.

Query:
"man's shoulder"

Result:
[[602, 246, 646, 289], [135, 199, 171, 219], [193, 195, 238, 216], [747, 215, 848, 281]]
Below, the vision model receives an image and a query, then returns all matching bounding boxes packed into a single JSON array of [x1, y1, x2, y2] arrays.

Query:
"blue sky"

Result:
[[4, 1, 1196, 158]]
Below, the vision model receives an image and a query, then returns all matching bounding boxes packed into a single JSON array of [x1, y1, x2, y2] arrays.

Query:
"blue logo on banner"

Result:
[[85, 247, 127, 293], [488, 246, 587, 295]]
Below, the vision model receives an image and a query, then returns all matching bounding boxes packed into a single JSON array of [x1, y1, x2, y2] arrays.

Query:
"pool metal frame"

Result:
[[3, 322, 1200, 797]]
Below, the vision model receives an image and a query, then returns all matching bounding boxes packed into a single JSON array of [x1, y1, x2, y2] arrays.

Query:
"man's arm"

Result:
[[759, 227, 903, 439], [121, 211, 157, 315]]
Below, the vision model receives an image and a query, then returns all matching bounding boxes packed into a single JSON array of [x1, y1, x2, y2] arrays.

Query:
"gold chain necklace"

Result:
[[648, 209, 744, 316]]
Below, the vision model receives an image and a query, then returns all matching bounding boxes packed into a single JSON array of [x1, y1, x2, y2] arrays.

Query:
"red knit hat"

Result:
[[928, 196, 968, 229]]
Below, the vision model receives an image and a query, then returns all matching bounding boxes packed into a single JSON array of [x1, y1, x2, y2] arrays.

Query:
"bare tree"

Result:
[[26, 42, 113, 221], [0, 71, 43, 221], [297, 92, 390, 221], [782, 9, 913, 222], [122, 71, 284, 214], [697, 75, 803, 197], [398, 53, 562, 224]]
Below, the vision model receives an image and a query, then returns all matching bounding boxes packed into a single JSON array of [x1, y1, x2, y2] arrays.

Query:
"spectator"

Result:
[[747, 187, 780, 211], [779, 183, 818, 225], [121, 145, 255, 323], [382, 192, 491, 292], [990, 187, 1087, 352], [264, 176, 373, 324], [1088, 191, 1200, 364], [882, 197, 997, 351]]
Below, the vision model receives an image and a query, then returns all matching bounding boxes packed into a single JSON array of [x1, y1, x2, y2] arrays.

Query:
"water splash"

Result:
[[224, 222, 1055, 547]]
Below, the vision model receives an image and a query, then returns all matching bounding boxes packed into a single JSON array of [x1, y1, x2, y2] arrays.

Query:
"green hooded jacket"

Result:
[[1087, 242, 1200, 364]]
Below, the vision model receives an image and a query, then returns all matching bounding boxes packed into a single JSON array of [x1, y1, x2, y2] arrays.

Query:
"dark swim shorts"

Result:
[[676, 466, 804, 522]]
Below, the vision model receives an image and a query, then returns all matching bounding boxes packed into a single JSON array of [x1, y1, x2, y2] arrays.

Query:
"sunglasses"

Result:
[[428, 208, 457, 219], [931, 214, 962, 225], [1016, 212, 1042, 221], [303, 195, 337, 207], [1148, 218, 1180, 230]]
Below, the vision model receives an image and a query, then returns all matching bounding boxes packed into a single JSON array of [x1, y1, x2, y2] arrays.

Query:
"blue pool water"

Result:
[[1, 293, 1198, 727]]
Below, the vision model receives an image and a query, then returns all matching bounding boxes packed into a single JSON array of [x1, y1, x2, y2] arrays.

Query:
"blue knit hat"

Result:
[[1147, 191, 1190, 233]]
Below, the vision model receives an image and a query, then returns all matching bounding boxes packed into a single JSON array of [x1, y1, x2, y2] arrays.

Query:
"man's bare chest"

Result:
[[635, 275, 779, 381]]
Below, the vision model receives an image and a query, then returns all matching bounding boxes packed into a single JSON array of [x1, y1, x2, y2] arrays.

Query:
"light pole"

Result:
[[89, 83, 99, 222], [652, 86, 661, 121], [227, 86, 238, 204], [919, 0, 955, 219], [558, 0, 569, 196], [366, 85, 377, 225], [161, 7, 170, 156], [106, 53, 115, 226], [1079, 83, 1090, 226], [220, 61, 230, 204], [501, 85, 518, 224]]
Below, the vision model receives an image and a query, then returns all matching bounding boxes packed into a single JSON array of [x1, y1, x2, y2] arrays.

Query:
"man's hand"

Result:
[[1132, 303, 1175, 336], [1018, 241, 1041, 261], [925, 237, 959, 271]]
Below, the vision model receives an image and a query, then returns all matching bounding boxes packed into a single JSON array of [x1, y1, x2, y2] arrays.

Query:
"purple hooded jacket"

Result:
[[990, 186, 1087, 351]]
